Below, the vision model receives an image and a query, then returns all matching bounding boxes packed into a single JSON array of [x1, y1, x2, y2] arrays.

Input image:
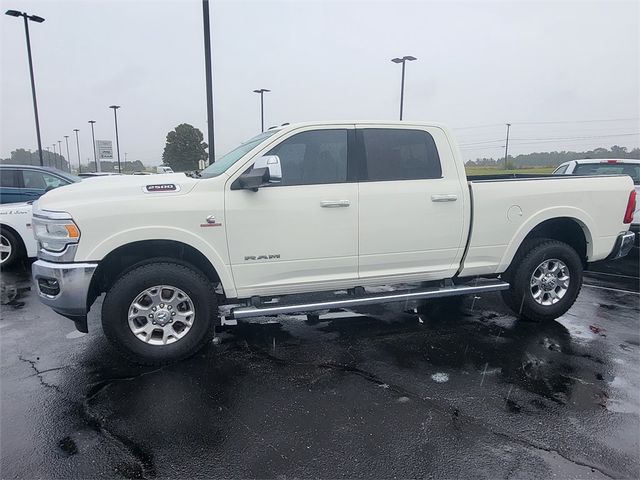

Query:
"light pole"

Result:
[[52, 143, 58, 169], [57, 140, 63, 170], [253, 89, 270, 132], [45, 146, 51, 166], [64, 135, 71, 172], [88, 120, 98, 172], [5, 10, 45, 166], [504, 123, 512, 169], [202, 0, 215, 164], [109, 105, 122, 173], [391, 55, 417, 121], [73, 129, 81, 173]]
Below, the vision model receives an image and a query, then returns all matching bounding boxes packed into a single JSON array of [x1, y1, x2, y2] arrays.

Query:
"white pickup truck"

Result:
[[31, 121, 636, 364]]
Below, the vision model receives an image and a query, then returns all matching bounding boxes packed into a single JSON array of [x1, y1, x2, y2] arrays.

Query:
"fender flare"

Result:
[[86, 226, 237, 298], [496, 207, 596, 273]]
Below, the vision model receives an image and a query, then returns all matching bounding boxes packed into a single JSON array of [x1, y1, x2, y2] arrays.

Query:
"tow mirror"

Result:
[[236, 155, 282, 191]]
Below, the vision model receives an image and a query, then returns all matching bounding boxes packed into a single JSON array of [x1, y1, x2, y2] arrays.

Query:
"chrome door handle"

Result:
[[321, 200, 351, 208], [431, 194, 458, 202]]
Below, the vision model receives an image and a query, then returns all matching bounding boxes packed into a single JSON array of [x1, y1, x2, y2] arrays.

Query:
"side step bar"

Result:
[[230, 279, 510, 320]]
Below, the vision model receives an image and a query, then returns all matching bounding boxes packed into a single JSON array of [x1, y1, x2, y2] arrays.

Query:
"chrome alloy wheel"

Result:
[[0, 234, 12, 265], [128, 285, 195, 345], [530, 259, 570, 306]]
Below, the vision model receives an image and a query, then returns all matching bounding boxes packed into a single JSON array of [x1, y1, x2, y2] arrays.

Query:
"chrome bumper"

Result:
[[606, 231, 636, 260], [32, 259, 98, 332]]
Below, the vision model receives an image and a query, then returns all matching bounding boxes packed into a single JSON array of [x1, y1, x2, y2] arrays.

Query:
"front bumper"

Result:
[[605, 231, 636, 260], [32, 259, 98, 332]]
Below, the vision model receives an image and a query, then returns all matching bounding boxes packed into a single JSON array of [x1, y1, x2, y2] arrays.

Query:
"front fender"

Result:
[[84, 226, 237, 298]]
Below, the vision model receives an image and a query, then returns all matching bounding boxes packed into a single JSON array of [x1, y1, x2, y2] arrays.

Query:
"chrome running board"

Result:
[[230, 279, 509, 320]]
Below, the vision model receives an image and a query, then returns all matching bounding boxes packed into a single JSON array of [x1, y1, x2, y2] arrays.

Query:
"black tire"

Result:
[[102, 261, 218, 365], [501, 239, 583, 322], [0, 228, 23, 269]]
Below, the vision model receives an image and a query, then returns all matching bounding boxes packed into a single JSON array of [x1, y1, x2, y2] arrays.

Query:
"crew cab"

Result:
[[31, 122, 636, 364]]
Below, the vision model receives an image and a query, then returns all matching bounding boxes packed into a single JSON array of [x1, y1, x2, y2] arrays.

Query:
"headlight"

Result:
[[32, 211, 80, 253]]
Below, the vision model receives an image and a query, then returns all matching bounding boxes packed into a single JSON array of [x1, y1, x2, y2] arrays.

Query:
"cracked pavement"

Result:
[[1, 256, 638, 479]]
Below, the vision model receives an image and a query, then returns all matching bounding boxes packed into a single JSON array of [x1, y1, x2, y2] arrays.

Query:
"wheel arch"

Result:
[[87, 239, 229, 311], [499, 215, 593, 275]]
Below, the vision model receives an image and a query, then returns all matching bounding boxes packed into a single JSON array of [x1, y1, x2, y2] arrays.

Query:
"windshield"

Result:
[[573, 162, 640, 185], [199, 130, 279, 178]]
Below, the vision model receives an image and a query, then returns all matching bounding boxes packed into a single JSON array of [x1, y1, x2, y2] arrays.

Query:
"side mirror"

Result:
[[235, 155, 282, 191], [253, 155, 282, 183]]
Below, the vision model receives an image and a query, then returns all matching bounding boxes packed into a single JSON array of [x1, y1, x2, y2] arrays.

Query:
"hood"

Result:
[[37, 172, 199, 213]]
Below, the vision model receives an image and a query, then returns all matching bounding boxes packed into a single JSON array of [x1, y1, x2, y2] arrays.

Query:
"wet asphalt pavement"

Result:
[[1, 256, 638, 479]]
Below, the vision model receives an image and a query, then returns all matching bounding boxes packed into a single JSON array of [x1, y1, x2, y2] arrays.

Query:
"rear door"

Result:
[[356, 125, 467, 281]]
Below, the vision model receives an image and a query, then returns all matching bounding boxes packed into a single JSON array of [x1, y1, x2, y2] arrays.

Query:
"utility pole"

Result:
[[504, 123, 512, 169], [202, 0, 215, 164]]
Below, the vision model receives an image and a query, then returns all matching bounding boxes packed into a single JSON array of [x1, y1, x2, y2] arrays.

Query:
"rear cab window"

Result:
[[573, 163, 640, 185], [359, 128, 442, 181]]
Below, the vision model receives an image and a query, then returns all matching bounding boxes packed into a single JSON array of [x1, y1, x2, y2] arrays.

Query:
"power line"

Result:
[[454, 117, 640, 130]]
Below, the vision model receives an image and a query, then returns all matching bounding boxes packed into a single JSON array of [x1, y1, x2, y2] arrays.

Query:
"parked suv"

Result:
[[0, 164, 81, 204]]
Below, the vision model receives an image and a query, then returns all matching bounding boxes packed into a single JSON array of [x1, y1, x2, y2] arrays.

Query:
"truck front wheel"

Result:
[[102, 262, 217, 365], [501, 239, 583, 322]]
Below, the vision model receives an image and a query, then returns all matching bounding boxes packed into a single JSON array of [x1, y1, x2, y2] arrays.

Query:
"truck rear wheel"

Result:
[[501, 239, 583, 322], [102, 262, 217, 365]]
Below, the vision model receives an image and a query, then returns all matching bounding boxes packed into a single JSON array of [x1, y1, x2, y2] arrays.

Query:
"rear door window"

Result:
[[0, 169, 20, 188], [360, 128, 442, 181]]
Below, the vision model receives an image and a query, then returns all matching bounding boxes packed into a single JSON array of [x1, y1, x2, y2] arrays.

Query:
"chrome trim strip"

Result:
[[231, 280, 510, 319]]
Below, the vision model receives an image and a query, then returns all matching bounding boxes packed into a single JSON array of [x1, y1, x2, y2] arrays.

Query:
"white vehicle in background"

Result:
[[155, 165, 174, 174], [553, 159, 640, 247], [0, 202, 36, 268]]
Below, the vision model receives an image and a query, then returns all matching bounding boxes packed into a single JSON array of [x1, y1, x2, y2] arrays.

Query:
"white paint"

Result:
[[431, 372, 449, 383]]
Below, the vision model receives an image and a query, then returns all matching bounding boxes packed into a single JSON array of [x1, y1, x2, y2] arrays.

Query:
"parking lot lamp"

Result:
[[391, 56, 417, 121], [64, 136, 71, 172], [73, 129, 81, 173], [88, 121, 98, 172], [109, 106, 122, 173], [253, 89, 270, 132], [5, 10, 45, 166]]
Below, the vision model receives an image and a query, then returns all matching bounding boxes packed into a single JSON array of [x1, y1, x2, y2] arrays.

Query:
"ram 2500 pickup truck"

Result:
[[31, 121, 637, 364]]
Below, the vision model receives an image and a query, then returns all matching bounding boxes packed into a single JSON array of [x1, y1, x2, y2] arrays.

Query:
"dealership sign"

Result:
[[96, 140, 113, 160]]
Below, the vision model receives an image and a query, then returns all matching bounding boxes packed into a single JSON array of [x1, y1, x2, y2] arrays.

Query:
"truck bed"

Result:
[[460, 174, 633, 277]]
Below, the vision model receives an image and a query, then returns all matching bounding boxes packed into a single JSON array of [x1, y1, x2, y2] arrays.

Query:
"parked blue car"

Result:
[[0, 164, 82, 204]]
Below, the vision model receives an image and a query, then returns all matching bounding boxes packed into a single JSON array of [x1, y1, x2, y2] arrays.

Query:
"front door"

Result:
[[225, 126, 358, 298]]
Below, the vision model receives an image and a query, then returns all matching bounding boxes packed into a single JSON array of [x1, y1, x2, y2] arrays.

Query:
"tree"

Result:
[[162, 124, 208, 172]]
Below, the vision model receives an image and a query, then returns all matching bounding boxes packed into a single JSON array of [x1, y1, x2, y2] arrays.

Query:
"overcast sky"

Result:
[[1, 0, 638, 167]]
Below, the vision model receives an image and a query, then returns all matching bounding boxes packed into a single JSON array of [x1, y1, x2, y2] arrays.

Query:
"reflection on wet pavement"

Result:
[[1, 256, 638, 479]]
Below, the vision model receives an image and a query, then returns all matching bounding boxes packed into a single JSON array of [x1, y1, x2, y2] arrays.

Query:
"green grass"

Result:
[[464, 166, 555, 176]]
